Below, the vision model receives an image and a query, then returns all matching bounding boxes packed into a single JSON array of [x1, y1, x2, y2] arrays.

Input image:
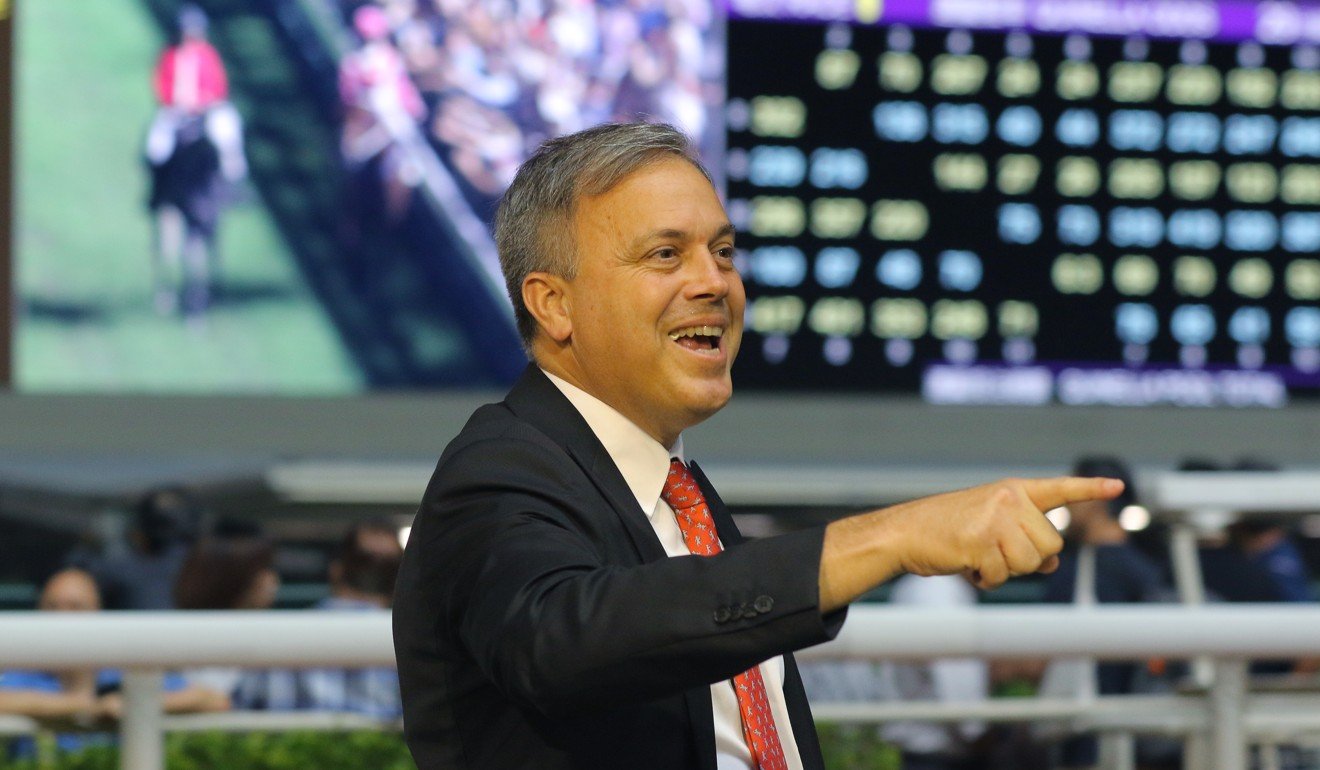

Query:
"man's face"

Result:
[[38, 571, 101, 612], [1066, 499, 1109, 536], [357, 528, 404, 559], [552, 157, 744, 445]]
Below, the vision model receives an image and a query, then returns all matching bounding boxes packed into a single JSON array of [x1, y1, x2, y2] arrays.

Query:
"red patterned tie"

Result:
[[661, 459, 789, 770]]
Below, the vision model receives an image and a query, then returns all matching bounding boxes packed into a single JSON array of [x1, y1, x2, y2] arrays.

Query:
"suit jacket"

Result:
[[394, 367, 845, 769]]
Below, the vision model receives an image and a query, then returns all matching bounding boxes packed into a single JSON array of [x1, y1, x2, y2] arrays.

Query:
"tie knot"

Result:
[[660, 459, 701, 510]]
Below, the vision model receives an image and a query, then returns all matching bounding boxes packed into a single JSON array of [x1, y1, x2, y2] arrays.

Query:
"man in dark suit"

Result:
[[393, 122, 1122, 770]]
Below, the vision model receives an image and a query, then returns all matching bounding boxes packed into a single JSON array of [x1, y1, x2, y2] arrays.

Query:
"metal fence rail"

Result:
[[5, 606, 1320, 770]]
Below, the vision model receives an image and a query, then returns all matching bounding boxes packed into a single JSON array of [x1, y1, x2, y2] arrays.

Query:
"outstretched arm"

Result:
[[0, 689, 96, 720], [818, 476, 1123, 613], [97, 685, 231, 721]]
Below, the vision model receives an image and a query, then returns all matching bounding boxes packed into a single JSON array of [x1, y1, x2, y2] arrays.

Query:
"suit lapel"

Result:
[[683, 687, 719, 770], [504, 370, 739, 769], [580, 449, 669, 563], [503, 367, 668, 563], [780, 654, 826, 770]]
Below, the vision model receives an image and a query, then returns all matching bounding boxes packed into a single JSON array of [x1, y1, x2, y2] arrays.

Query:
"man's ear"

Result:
[[522, 272, 572, 344]]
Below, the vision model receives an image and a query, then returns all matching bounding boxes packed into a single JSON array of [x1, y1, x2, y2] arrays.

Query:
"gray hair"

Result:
[[494, 122, 713, 349]]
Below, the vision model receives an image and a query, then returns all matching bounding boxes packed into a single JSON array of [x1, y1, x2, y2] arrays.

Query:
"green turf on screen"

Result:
[[14, 0, 362, 394]]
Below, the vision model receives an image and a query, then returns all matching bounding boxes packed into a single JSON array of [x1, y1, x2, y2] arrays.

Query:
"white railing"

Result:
[[801, 606, 1320, 770], [5, 607, 1320, 770], [263, 465, 1320, 508]]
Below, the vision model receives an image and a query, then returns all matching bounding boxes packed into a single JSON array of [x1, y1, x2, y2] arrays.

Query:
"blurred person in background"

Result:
[[173, 533, 280, 704], [1199, 460, 1319, 678], [1191, 460, 1320, 770], [0, 569, 110, 729], [1224, 459, 1315, 605], [1182, 458, 1284, 607], [173, 533, 281, 615], [800, 572, 990, 770], [876, 574, 988, 770], [1043, 457, 1165, 614], [71, 487, 201, 610], [1039, 457, 1168, 769], [1228, 517, 1315, 603], [431, 92, 524, 197], [339, 4, 426, 230], [1222, 513, 1320, 686], [0, 569, 226, 759], [291, 520, 404, 718]]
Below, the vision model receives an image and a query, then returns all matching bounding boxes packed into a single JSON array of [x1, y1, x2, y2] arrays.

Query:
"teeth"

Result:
[[668, 326, 724, 340]]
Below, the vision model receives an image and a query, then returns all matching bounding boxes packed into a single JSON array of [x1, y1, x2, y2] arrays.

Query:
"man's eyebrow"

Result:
[[711, 223, 737, 243], [630, 224, 737, 250]]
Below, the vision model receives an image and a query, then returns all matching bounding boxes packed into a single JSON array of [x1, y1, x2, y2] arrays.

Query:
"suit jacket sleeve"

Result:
[[406, 425, 843, 719]]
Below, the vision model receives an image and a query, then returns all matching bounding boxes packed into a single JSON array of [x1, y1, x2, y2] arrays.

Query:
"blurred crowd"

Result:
[[4, 457, 1317, 767], [0, 489, 403, 760], [799, 456, 1320, 770], [332, 0, 724, 202]]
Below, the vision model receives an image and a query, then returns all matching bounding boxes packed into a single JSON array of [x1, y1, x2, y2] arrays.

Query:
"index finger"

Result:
[[1019, 476, 1125, 513]]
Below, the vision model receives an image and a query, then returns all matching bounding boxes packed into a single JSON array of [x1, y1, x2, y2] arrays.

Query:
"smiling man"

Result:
[[393, 122, 1122, 770]]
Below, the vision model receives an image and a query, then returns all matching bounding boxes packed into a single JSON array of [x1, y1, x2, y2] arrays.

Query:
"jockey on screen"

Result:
[[144, 4, 247, 183]]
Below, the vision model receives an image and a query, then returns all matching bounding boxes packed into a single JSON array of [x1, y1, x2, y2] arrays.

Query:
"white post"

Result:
[[1168, 523, 1214, 688], [1184, 734, 1211, 769], [1258, 742, 1281, 770], [1210, 660, 1248, 770], [1168, 524, 1206, 606], [1098, 731, 1135, 770], [121, 669, 164, 770]]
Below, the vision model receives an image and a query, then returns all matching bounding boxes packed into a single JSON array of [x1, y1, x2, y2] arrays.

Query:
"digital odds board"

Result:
[[723, 0, 1320, 406]]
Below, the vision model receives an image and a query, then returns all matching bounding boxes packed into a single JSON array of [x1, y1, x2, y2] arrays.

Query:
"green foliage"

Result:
[[817, 723, 903, 770], [993, 677, 1040, 699], [1, 731, 413, 770], [5, 726, 896, 769]]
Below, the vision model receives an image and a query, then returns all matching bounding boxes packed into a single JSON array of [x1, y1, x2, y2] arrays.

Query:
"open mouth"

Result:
[[668, 325, 723, 354]]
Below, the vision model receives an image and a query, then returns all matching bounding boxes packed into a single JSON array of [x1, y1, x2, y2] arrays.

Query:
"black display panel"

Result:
[[725, 18, 1320, 406]]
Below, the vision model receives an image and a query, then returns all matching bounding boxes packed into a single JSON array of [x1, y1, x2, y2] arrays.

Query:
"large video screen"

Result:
[[10, 0, 1320, 406], [11, 0, 723, 393]]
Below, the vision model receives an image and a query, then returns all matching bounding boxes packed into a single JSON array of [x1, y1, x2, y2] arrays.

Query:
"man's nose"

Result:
[[684, 251, 733, 300]]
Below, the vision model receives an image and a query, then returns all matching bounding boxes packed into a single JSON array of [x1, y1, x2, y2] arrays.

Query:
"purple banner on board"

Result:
[[1218, 0, 1262, 40], [920, 361, 1312, 408], [724, 0, 1320, 44], [877, 0, 930, 26]]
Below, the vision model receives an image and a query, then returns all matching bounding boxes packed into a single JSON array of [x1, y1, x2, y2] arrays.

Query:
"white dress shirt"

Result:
[[544, 370, 804, 770]]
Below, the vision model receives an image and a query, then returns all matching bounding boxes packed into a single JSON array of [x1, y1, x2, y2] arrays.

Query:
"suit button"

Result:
[[754, 595, 774, 613], [713, 607, 732, 623]]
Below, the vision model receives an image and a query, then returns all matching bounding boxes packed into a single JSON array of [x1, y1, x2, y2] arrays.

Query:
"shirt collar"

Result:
[[542, 369, 683, 517]]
